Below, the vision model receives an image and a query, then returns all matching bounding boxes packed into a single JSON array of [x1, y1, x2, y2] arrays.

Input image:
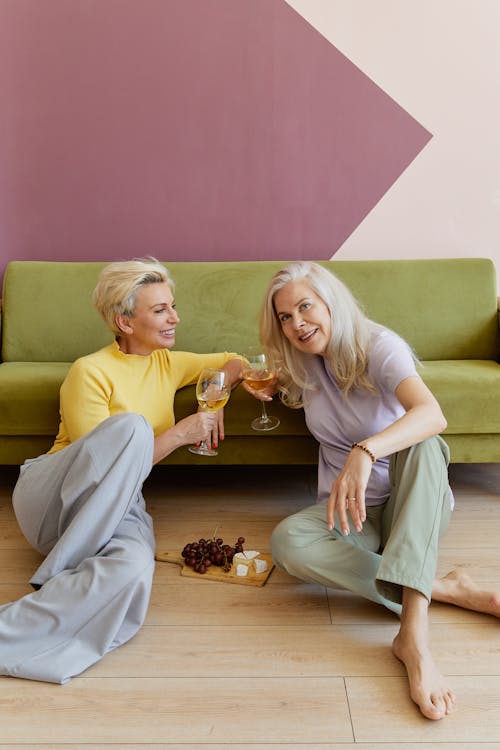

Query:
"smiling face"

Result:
[[116, 281, 179, 355], [273, 279, 332, 357]]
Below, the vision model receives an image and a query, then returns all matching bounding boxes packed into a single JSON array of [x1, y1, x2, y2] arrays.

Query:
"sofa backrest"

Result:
[[1, 258, 498, 362]]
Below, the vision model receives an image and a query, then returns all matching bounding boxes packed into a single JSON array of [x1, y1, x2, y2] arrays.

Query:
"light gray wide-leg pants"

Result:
[[0, 413, 156, 683], [271, 436, 452, 617]]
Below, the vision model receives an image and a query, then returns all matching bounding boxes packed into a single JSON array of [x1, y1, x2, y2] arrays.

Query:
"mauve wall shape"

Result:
[[0, 0, 430, 281]]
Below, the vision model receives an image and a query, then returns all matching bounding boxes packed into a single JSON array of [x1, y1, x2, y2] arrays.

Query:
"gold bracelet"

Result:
[[351, 442, 376, 463]]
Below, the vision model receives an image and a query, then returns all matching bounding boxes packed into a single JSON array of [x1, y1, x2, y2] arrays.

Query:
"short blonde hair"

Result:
[[93, 257, 173, 335], [260, 261, 376, 407]]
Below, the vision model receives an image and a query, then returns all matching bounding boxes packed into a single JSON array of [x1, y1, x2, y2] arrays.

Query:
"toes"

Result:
[[418, 688, 455, 721], [427, 694, 447, 721], [444, 689, 457, 714]]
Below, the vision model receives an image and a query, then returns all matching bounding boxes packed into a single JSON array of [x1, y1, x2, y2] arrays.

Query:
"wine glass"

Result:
[[242, 349, 280, 431], [188, 368, 230, 456]]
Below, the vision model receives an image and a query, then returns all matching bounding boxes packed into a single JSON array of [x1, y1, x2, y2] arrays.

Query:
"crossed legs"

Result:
[[271, 437, 499, 721]]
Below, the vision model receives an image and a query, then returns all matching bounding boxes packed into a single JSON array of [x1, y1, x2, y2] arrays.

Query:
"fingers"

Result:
[[347, 496, 365, 533], [200, 412, 217, 441], [209, 409, 225, 449], [327, 492, 367, 536], [241, 381, 274, 401], [216, 408, 225, 441]]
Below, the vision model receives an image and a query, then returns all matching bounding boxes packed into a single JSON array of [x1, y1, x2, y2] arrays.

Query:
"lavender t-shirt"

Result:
[[303, 328, 417, 507]]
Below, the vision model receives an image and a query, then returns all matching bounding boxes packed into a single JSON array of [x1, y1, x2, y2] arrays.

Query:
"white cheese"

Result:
[[236, 564, 249, 577], [233, 550, 259, 564], [233, 549, 260, 562], [254, 558, 268, 574]]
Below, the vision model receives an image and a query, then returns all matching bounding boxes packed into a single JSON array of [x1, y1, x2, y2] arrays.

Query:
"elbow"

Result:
[[437, 412, 447, 434]]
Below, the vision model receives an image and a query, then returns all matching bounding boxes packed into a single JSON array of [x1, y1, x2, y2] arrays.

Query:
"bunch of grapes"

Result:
[[181, 534, 245, 574]]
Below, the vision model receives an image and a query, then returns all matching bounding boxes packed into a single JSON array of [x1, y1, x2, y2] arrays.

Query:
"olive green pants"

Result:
[[271, 436, 452, 616]]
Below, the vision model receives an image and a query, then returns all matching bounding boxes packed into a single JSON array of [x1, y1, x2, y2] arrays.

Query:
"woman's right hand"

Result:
[[173, 412, 217, 446], [326, 448, 373, 536]]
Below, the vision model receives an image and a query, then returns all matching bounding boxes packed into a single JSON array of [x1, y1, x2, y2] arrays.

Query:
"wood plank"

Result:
[[88, 622, 500, 679], [328, 588, 500, 626], [347, 675, 500, 742], [0, 677, 353, 744], [147, 581, 331, 626], [0, 548, 44, 582]]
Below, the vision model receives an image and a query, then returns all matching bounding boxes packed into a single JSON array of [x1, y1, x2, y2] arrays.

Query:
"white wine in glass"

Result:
[[242, 350, 280, 431], [188, 368, 229, 456]]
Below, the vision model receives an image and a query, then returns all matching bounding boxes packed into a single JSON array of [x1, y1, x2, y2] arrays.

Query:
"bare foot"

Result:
[[392, 632, 456, 720], [432, 569, 500, 617]]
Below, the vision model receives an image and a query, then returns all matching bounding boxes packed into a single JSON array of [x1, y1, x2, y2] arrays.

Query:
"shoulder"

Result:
[[369, 326, 414, 360], [65, 343, 118, 382], [368, 327, 417, 390]]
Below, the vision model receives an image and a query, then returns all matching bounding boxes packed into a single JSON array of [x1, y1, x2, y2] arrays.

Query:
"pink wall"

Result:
[[287, 1, 500, 290], [0, 0, 430, 284]]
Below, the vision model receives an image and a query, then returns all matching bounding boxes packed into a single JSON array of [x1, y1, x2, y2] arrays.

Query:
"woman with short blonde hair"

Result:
[[93, 257, 173, 335], [5, 257, 243, 684]]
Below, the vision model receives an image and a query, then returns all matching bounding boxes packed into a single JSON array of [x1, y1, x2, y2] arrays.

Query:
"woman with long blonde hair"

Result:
[[245, 260, 500, 722]]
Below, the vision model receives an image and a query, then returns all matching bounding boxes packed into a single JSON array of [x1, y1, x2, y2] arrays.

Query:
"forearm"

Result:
[[358, 403, 447, 462], [152, 410, 218, 464], [152, 425, 186, 464], [222, 357, 245, 388]]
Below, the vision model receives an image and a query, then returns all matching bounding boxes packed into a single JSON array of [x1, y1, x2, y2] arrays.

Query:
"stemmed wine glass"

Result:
[[242, 349, 280, 431], [188, 368, 230, 456]]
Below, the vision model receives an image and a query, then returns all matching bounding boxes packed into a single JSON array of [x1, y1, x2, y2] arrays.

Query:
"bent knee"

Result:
[[392, 435, 449, 475], [109, 413, 153, 442], [271, 514, 324, 570], [104, 534, 155, 578]]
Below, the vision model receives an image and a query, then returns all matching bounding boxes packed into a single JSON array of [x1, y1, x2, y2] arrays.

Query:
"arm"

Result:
[[153, 356, 245, 464], [211, 357, 245, 445], [327, 375, 447, 535], [152, 411, 217, 464]]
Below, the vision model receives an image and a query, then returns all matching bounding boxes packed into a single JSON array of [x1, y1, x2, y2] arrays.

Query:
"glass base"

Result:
[[188, 443, 218, 456], [251, 415, 280, 432]]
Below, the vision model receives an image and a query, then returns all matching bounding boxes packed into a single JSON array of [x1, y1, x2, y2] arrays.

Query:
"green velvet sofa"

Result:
[[1, 258, 499, 466]]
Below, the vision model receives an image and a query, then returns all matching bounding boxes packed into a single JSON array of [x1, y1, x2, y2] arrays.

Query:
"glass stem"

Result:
[[261, 402, 270, 423]]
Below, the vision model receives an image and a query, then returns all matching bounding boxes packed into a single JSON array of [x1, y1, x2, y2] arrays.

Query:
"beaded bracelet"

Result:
[[351, 442, 376, 463]]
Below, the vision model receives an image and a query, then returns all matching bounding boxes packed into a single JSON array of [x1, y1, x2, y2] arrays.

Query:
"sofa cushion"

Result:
[[0, 363, 310, 440], [0, 362, 69, 434], [420, 359, 500, 434]]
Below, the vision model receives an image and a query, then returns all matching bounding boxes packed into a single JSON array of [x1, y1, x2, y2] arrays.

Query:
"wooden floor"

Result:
[[0, 460, 499, 749]]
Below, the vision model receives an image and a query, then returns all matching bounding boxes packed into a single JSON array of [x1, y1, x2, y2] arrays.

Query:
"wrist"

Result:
[[351, 441, 376, 463]]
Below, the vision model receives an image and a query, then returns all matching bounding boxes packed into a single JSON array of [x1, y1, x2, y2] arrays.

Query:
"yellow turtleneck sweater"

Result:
[[49, 341, 238, 453]]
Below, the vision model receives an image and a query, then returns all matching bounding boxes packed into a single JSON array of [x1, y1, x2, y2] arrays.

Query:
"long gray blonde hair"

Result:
[[260, 261, 377, 407]]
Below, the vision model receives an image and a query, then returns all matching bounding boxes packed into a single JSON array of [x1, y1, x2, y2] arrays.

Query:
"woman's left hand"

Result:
[[213, 407, 225, 449], [326, 448, 373, 535], [240, 373, 279, 402]]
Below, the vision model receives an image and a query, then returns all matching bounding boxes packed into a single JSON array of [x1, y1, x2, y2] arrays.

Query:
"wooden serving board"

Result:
[[155, 550, 275, 587]]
